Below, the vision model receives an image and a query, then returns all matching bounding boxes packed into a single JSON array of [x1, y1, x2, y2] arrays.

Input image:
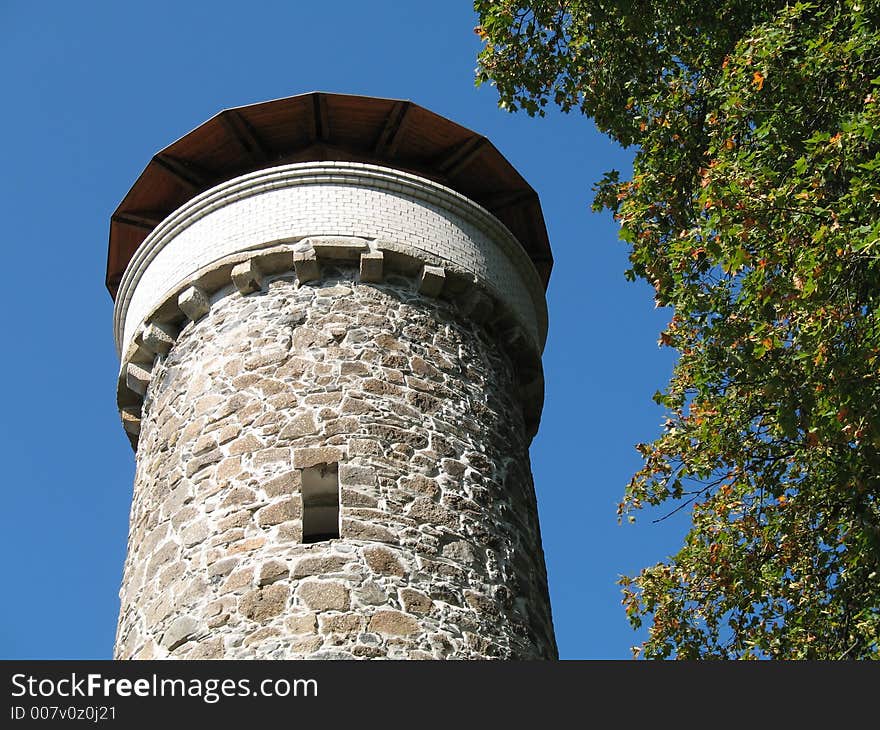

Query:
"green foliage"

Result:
[[476, 0, 880, 658]]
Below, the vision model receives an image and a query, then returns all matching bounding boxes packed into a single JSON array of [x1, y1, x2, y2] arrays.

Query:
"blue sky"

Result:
[[0, 1, 688, 659]]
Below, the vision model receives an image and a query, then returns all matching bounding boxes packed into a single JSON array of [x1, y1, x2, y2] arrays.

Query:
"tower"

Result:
[[108, 93, 556, 659]]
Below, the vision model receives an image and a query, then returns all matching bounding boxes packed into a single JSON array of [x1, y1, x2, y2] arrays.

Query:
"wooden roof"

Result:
[[106, 92, 553, 299]]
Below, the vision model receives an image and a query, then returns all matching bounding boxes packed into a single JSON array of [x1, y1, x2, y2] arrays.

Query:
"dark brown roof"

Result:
[[106, 92, 553, 299]]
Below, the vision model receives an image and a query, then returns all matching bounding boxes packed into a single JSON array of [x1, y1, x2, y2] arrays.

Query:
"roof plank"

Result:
[[152, 154, 208, 190], [437, 136, 488, 179], [219, 110, 270, 163], [373, 101, 412, 158]]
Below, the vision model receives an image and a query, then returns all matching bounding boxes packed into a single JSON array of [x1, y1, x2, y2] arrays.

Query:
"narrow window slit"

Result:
[[301, 463, 340, 543]]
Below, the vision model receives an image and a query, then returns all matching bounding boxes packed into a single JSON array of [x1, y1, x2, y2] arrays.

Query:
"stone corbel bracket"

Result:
[[115, 237, 545, 450]]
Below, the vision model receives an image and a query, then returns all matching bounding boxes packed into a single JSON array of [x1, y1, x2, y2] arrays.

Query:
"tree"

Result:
[[475, 0, 880, 658]]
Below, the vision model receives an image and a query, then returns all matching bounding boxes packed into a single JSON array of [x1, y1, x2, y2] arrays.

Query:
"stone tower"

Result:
[[108, 93, 556, 659]]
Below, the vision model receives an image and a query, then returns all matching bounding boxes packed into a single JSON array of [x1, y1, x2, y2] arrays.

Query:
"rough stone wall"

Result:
[[115, 266, 557, 659]]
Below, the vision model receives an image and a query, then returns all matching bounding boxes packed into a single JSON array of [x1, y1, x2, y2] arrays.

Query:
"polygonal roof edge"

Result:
[[106, 91, 553, 298]]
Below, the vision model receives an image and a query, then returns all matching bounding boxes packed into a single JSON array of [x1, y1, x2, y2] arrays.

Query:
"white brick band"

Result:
[[113, 162, 548, 357]]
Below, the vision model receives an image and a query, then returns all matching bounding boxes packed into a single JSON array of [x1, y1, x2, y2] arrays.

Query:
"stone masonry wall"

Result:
[[115, 265, 557, 659]]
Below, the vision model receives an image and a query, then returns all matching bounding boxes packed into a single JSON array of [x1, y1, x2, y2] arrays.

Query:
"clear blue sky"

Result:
[[0, 1, 689, 659]]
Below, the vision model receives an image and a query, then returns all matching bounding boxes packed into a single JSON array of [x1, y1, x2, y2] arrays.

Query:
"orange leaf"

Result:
[[752, 72, 765, 90]]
